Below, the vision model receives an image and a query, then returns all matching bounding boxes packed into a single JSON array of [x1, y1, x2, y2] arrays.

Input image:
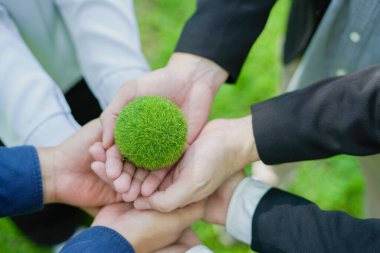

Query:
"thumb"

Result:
[[171, 201, 205, 229], [134, 179, 193, 212], [101, 83, 137, 148], [100, 111, 117, 149]]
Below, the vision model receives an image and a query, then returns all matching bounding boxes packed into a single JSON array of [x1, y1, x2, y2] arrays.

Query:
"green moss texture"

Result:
[[114, 96, 188, 170]]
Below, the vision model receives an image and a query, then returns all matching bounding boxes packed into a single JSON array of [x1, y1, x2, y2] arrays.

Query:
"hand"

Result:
[[39, 119, 120, 210], [92, 202, 204, 253], [204, 172, 246, 225], [152, 228, 201, 253], [134, 116, 258, 212], [94, 53, 228, 201]]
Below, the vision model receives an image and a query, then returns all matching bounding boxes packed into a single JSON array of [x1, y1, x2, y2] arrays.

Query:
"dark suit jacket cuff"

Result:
[[250, 188, 310, 252], [175, 0, 276, 83]]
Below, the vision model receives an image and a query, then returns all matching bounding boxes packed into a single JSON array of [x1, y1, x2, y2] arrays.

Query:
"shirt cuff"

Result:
[[226, 177, 271, 244], [0, 146, 43, 217], [61, 226, 135, 253], [25, 113, 80, 147], [186, 245, 213, 253], [96, 67, 150, 109]]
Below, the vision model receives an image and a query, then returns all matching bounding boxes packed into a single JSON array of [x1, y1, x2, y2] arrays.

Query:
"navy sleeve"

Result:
[[61, 226, 135, 253], [0, 146, 43, 217]]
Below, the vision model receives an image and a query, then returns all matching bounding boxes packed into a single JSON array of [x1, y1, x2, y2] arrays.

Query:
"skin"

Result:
[[90, 115, 258, 212], [92, 202, 204, 253], [95, 53, 228, 202], [134, 116, 257, 212], [39, 119, 121, 208], [36, 118, 207, 252]]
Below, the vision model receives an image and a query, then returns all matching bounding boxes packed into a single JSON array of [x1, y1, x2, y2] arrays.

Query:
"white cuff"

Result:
[[25, 113, 80, 147], [95, 67, 150, 109], [226, 177, 271, 244], [185, 245, 213, 253]]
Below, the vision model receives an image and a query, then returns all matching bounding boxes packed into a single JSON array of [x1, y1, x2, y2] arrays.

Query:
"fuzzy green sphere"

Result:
[[114, 96, 188, 170]]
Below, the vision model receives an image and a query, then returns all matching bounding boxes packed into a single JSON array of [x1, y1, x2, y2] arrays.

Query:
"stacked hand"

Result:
[[51, 53, 260, 252], [94, 53, 228, 202], [92, 202, 204, 253], [39, 119, 121, 211]]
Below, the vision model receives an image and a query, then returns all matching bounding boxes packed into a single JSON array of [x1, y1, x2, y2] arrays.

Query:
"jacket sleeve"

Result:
[[175, 0, 276, 83], [251, 188, 380, 252], [56, 0, 150, 109], [61, 226, 135, 253], [251, 65, 380, 164], [0, 146, 43, 217], [0, 5, 80, 147]]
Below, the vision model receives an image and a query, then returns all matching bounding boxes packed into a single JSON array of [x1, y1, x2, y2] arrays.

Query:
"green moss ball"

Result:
[[114, 96, 188, 170]]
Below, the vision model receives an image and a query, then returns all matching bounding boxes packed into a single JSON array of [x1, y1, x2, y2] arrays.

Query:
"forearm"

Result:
[[175, 0, 276, 82], [252, 65, 380, 164], [61, 226, 135, 253], [223, 177, 380, 252], [0, 6, 79, 147], [251, 188, 380, 252], [56, 0, 150, 108], [0, 146, 43, 217]]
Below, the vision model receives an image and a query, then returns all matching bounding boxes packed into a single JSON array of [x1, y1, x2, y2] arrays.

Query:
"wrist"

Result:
[[228, 115, 258, 171], [168, 53, 228, 93], [37, 148, 56, 204]]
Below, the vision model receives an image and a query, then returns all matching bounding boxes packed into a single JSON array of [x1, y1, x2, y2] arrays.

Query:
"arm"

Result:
[[0, 146, 43, 217], [212, 176, 380, 252], [55, 0, 150, 108], [62, 202, 204, 253], [252, 65, 380, 164], [175, 0, 276, 82], [0, 5, 79, 147]]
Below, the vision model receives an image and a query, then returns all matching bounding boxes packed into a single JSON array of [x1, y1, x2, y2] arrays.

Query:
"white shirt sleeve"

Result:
[[225, 177, 271, 244], [0, 5, 80, 147], [55, 0, 150, 109], [186, 245, 214, 253]]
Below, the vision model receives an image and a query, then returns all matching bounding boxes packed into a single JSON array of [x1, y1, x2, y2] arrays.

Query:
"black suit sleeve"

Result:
[[175, 0, 276, 83], [251, 188, 380, 253], [251, 65, 380, 164]]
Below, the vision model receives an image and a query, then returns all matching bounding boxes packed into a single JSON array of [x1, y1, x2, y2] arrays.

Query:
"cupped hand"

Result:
[[92, 202, 204, 253], [133, 116, 258, 212], [92, 53, 228, 202], [40, 119, 121, 209]]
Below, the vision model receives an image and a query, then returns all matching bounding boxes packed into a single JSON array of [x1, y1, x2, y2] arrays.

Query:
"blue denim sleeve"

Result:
[[61, 226, 135, 253], [0, 146, 43, 217]]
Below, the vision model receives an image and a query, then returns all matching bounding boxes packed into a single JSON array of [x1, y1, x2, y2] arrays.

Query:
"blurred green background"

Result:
[[0, 0, 365, 252]]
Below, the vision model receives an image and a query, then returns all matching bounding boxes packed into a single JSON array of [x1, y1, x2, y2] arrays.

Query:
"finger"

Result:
[[113, 162, 135, 193], [141, 167, 171, 197], [134, 177, 193, 212], [100, 111, 117, 149], [105, 145, 123, 180], [170, 202, 205, 230], [89, 142, 106, 162], [101, 83, 138, 148], [91, 161, 111, 184], [177, 228, 201, 247], [159, 169, 175, 191], [122, 168, 148, 202]]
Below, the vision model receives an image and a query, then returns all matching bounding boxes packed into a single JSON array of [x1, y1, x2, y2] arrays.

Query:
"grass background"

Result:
[[0, 0, 365, 252]]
